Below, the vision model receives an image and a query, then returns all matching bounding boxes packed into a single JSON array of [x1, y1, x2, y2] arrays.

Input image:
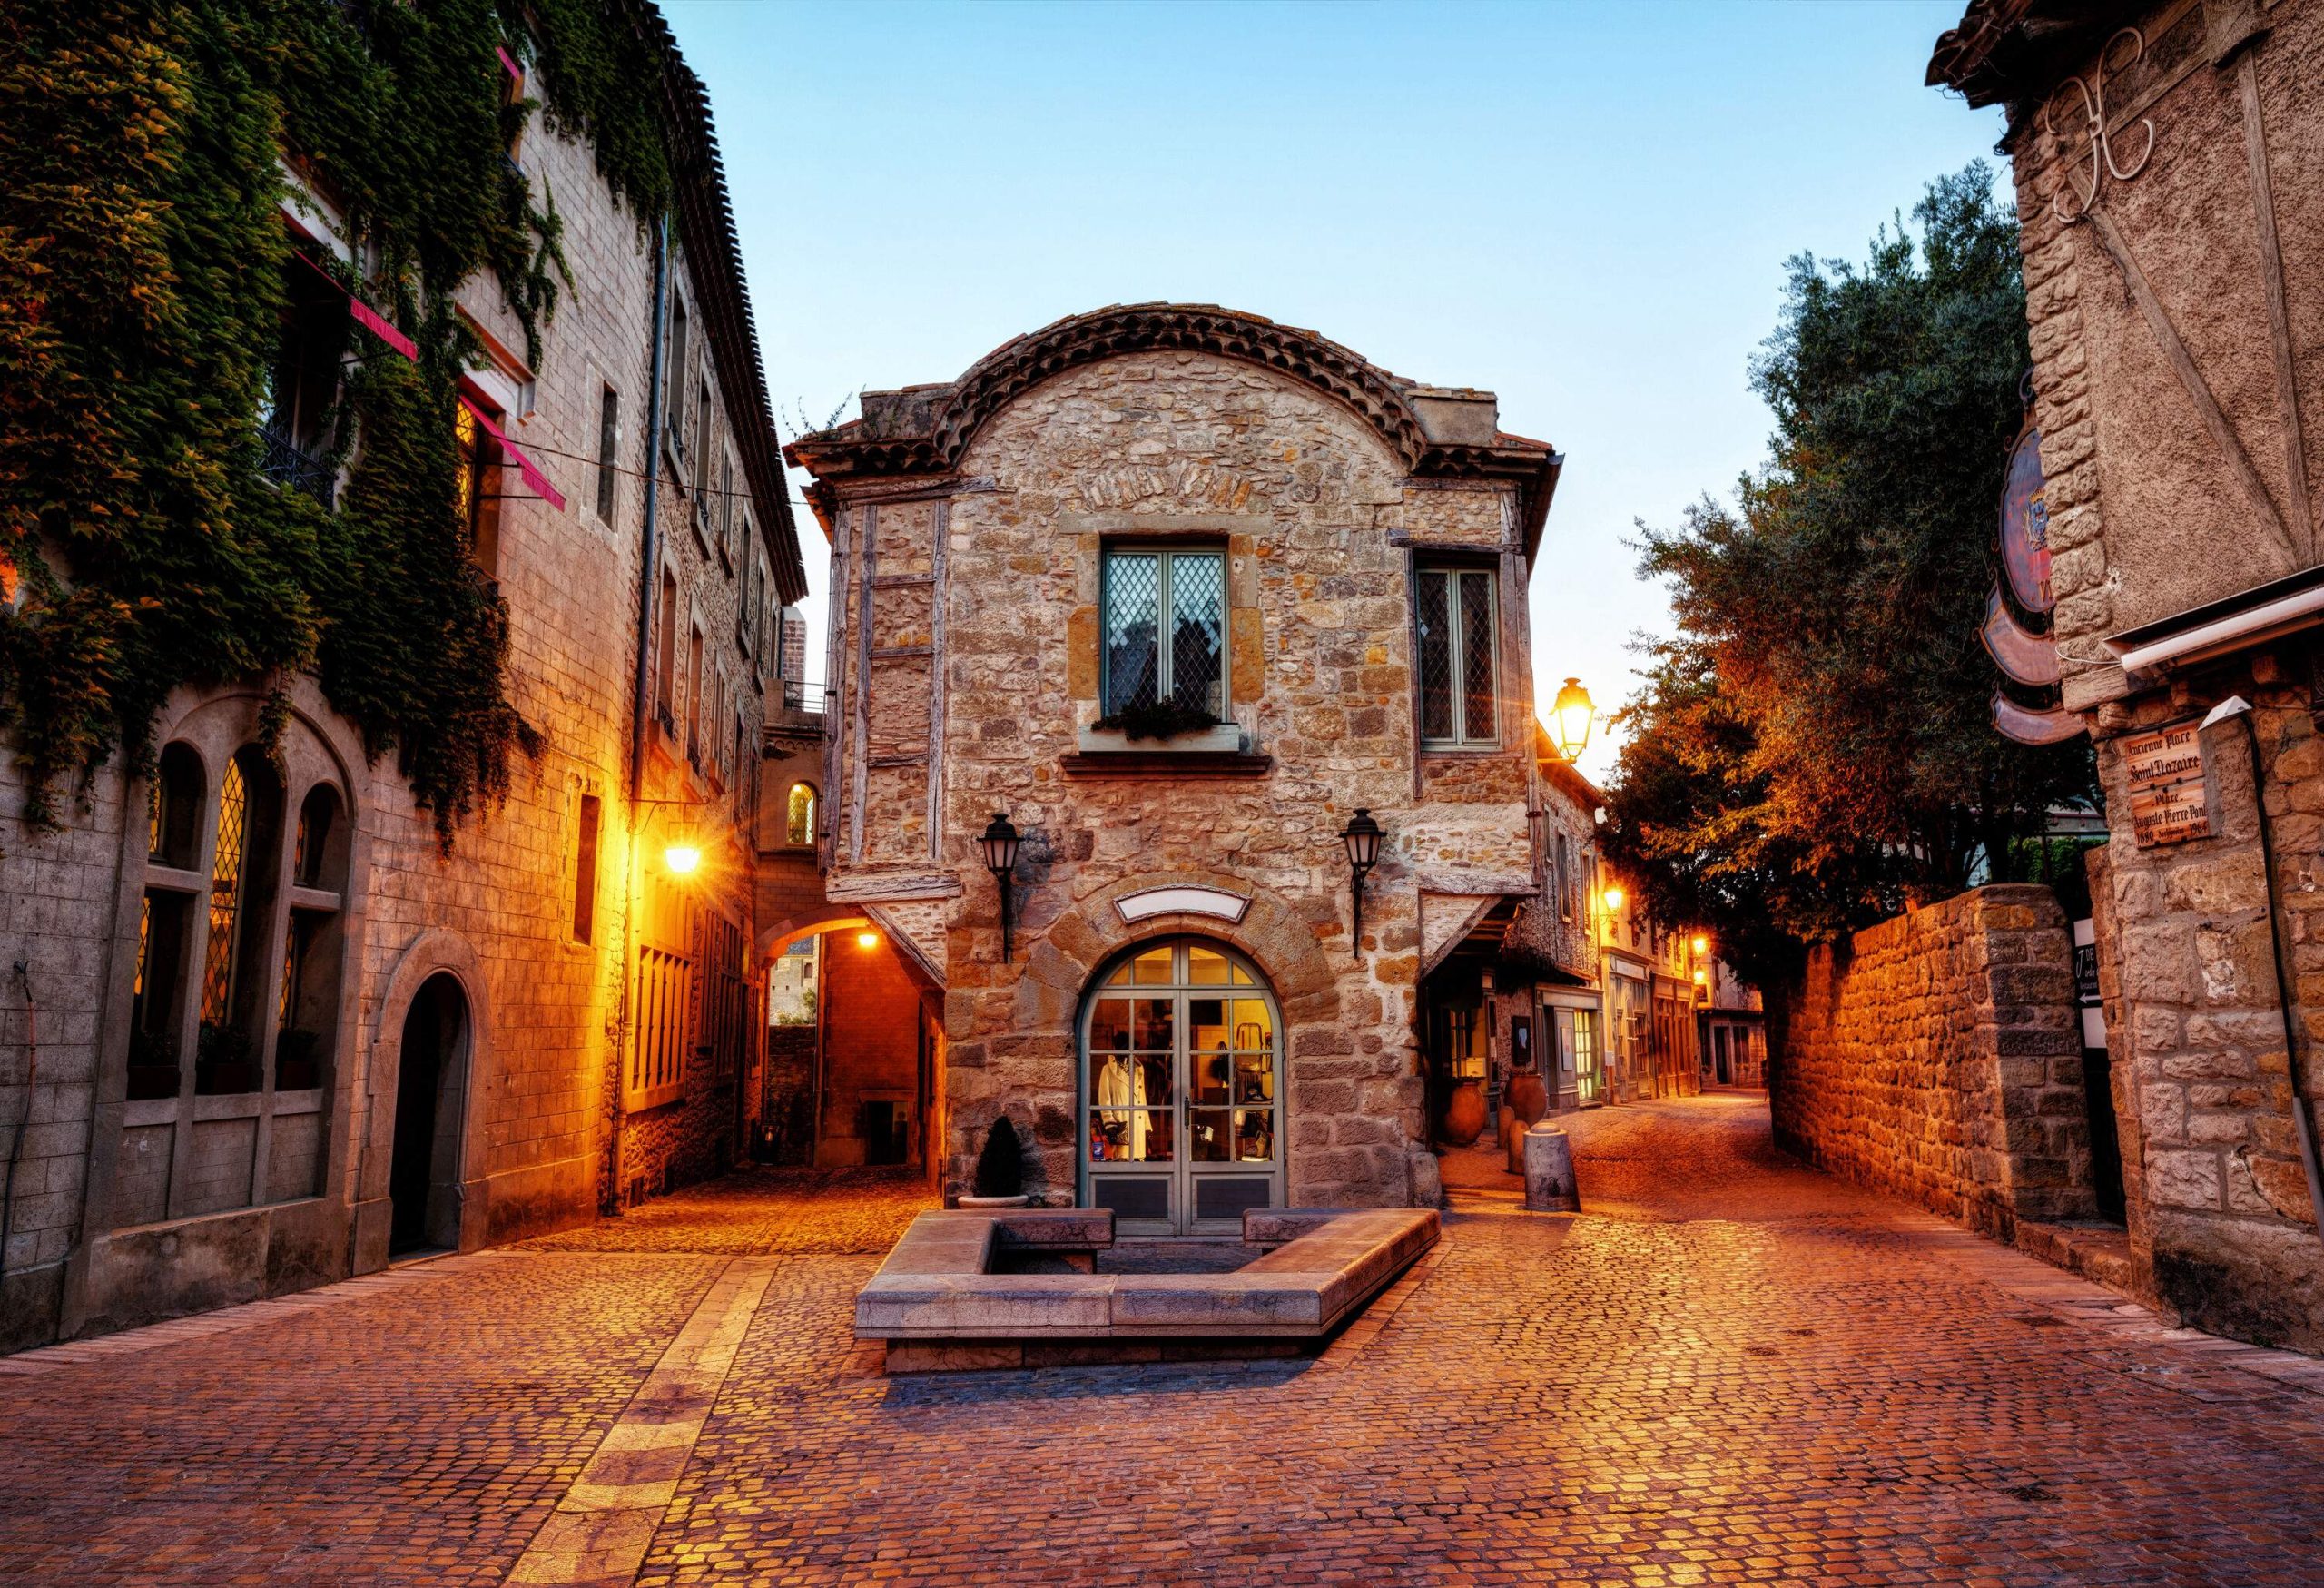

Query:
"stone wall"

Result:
[[1966, 0, 2324, 1352], [1773, 884, 2093, 1239], [1, 84, 785, 1346], [818, 350, 1551, 1211], [785, 308, 1607, 1226], [2088, 684, 2324, 1350]]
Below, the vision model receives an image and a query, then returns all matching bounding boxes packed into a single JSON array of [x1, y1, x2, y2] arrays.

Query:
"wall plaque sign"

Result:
[[2121, 722, 2211, 846]]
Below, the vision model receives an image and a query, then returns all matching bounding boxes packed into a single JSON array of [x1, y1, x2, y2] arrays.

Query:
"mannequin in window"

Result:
[[1096, 1050, 1148, 1159]]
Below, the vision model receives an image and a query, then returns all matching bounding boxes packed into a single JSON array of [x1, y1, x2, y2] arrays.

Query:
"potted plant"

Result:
[[959, 1115, 1030, 1208]]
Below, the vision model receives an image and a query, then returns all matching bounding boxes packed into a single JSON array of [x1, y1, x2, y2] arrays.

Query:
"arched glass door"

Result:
[[1081, 939, 1281, 1235]]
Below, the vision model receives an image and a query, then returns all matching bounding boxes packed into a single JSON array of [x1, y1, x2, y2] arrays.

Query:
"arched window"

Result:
[[1080, 938, 1281, 1235], [116, 711, 354, 1223], [785, 782, 817, 846], [196, 748, 283, 1095]]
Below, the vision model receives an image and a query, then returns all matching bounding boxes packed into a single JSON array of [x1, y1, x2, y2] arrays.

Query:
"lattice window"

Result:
[[1101, 547, 1226, 720], [1416, 564, 1498, 747]]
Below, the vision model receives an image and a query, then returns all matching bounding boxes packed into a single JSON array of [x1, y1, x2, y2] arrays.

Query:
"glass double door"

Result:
[[1081, 939, 1281, 1235]]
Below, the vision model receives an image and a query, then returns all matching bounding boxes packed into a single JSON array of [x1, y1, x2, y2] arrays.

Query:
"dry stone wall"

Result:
[[1774, 885, 2093, 1239]]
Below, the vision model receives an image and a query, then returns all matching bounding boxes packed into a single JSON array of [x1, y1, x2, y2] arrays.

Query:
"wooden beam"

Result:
[[2087, 203, 2294, 562], [2236, 51, 2313, 559], [927, 498, 950, 863]]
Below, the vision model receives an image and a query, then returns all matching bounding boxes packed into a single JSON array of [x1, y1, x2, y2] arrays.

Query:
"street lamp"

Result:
[[978, 812, 1022, 962], [662, 838, 702, 876], [1340, 808, 1384, 956], [1547, 677, 1594, 763]]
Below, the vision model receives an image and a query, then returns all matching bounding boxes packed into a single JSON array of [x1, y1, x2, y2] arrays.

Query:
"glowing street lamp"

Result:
[[1691, 934, 1709, 957], [663, 841, 702, 876], [1603, 884, 1626, 912], [1547, 676, 1594, 764], [856, 930, 881, 950]]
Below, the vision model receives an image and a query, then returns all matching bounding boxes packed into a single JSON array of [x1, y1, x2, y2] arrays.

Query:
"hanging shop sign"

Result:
[[1982, 588, 2062, 687], [1999, 424, 2053, 616], [2121, 721, 2211, 846]]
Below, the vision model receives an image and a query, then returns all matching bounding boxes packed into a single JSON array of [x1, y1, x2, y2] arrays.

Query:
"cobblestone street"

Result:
[[6, 1096, 2324, 1585]]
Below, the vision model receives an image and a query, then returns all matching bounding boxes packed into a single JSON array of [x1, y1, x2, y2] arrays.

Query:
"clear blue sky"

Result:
[[665, 0, 2004, 781]]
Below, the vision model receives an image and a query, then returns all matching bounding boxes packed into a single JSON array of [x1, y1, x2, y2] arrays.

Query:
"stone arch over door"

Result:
[[353, 929, 492, 1272], [962, 871, 1421, 1210], [1079, 935, 1285, 1235]]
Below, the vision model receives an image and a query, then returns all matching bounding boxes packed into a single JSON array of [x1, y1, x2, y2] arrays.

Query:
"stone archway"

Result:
[[353, 930, 492, 1272], [950, 870, 1425, 1211]]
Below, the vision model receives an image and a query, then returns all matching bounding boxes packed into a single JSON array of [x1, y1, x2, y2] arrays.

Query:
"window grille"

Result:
[[1416, 566, 1499, 746], [631, 945, 693, 1109], [1101, 547, 1226, 719]]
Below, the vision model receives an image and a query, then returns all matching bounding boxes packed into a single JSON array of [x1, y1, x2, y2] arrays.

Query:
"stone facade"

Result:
[[1933, 0, 2324, 1348], [788, 306, 1580, 1221], [0, 18, 806, 1350], [1774, 885, 2094, 1238]]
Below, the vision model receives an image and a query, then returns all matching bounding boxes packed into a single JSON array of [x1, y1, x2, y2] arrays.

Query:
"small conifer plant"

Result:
[[972, 1116, 1025, 1198]]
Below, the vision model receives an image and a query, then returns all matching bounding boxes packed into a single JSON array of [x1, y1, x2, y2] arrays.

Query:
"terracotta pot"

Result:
[[1441, 1081, 1487, 1147], [1507, 1070, 1550, 1125]]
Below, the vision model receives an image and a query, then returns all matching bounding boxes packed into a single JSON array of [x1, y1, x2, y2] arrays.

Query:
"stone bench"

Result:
[[856, 1205, 1439, 1372]]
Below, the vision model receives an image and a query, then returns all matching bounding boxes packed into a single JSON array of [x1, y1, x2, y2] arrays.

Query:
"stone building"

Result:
[[782, 305, 1590, 1230], [0, 10, 806, 1349], [1931, 0, 2324, 1347]]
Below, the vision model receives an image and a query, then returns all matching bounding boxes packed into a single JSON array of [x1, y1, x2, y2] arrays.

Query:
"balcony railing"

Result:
[[260, 419, 334, 508]]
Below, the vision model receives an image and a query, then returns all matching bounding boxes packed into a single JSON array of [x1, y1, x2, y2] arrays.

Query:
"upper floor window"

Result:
[[1416, 565, 1496, 747], [1102, 546, 1226, 721], [259, 249, 349, 508], [665, 296, 689, 445], [786, 782, 817, 846], [454, 393, 504, 577], [596, 385, 619, 523], [718, 452, 734, 568]]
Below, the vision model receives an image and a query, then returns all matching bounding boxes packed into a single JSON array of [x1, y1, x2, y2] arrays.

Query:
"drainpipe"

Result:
[[610, 214, 672, 1212], [2201, 695, 2324, 1243]]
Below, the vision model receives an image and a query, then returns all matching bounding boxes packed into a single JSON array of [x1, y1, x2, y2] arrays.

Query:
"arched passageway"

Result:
[[388, 972, 469, 1255]]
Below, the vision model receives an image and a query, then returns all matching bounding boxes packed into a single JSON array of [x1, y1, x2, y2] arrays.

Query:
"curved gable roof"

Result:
[[938, 304, 1433, 469], [786, 303, 1562, 553]]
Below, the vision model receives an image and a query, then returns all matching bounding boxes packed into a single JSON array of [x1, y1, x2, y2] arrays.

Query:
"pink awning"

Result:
[[298, 252, 417, 361], [459, 394, 566, 513]]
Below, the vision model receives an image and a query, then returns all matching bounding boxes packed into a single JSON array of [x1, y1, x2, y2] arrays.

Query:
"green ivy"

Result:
[[0, 0, 671, 845]]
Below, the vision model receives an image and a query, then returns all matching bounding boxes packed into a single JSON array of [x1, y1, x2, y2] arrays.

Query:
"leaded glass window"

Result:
[[1416, 565, 1499, 746], [1101, 547, 1226, 721]]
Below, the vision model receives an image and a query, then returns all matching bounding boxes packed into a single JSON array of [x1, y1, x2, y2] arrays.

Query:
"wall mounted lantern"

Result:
[[662, 841, 703, 876], [1548, 676, 1595, 763], [1602, 884, 1627, 912], [1340, 808, 1384, 956], [978, 812, 1022, 962]]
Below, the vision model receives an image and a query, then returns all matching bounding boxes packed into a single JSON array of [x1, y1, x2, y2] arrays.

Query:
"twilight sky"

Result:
[[663, 0, 2004, 782]]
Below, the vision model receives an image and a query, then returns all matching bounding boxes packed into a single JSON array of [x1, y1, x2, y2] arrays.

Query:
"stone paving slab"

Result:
[[5, 1096, 2323, 1585]]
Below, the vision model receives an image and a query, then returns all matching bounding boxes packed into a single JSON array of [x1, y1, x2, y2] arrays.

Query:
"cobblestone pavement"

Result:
[[6, 1095, 2324, 1585]]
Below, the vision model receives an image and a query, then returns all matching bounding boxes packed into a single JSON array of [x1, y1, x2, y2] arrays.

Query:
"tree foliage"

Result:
[[0, 1, 669, 843], [1603, 164, 2097, 986]]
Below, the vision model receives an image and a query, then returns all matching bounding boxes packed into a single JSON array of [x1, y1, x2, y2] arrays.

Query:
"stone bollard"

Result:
[[1522, 1123, 1579, 1212]]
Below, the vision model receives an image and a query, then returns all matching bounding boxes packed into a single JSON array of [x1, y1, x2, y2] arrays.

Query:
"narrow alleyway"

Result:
[[5, 1100, 2323, 1586]]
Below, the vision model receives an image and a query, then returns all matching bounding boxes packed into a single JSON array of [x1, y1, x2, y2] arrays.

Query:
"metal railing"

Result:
[[260, 419, 334, 508]]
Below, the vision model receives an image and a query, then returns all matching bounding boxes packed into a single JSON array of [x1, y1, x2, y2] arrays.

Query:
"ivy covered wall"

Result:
[[0, 0, 672, 843]]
